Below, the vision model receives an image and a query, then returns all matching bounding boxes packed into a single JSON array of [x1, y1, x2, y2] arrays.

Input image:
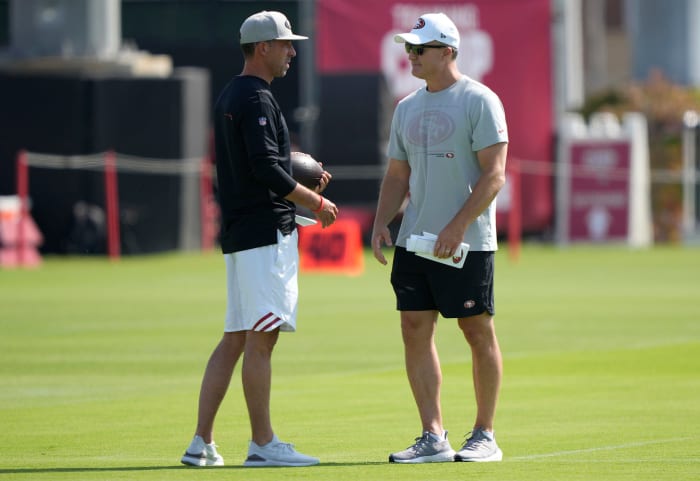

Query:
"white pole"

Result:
[[551, 0, 584, 128], [623, 112, 653, 247], [297, 0, 319, 155], [682, 110, 699, 241]]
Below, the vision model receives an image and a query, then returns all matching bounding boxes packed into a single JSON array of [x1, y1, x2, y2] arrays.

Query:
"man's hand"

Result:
[[314, 196, 338, 228], [371, 224, 393, 265], [314, 165, 332, 194], [433, 223, 466, 258]]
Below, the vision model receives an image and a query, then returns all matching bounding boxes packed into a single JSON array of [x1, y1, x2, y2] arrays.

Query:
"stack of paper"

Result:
[[295, 215, 317, 226], [406, 232, 469, 269]]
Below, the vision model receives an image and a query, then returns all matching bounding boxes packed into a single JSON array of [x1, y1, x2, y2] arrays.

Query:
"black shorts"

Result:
[[390, 246, 495, 318]]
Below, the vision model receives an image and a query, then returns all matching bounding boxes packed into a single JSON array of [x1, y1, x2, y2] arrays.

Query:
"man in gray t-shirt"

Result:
[[371, 12, 508, 463]]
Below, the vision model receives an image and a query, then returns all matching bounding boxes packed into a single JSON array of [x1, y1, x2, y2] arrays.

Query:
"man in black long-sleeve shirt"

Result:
[[181, 10, 337, 468]]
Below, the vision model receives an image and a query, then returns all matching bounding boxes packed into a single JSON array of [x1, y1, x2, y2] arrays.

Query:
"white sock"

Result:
[[427, 431, 446, 442], [189, 435, 205, 451]]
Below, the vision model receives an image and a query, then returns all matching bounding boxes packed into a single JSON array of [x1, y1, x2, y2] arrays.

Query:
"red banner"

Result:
[[567, 141, 631, 242], [317, 0, 553, 231]]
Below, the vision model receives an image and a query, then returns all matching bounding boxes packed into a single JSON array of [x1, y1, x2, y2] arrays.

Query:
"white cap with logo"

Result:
[[240, 11, 308, 44], [394, 13, 459, 49]]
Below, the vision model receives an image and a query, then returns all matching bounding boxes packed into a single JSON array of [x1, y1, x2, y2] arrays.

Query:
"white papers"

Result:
[[295, 215, 317, 226], [405, 232, 469, 269]]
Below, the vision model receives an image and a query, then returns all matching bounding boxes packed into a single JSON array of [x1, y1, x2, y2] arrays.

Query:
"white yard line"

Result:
[[509, 437, 695, 461]]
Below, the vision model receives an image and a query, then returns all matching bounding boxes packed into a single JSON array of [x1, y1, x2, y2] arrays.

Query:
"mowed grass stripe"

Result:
[[0, 245, 698, 481]]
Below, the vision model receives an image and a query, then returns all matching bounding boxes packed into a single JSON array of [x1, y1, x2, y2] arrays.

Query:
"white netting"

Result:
[[23, 151, 205, 175]]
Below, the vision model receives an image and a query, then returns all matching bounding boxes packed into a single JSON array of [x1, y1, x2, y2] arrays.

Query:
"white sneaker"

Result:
[[454, 429, 503, 462], [244, 434, 319, 467], [181, 435, 224, 466]]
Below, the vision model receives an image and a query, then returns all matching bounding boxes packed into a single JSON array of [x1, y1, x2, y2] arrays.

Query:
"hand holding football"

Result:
[[291, 151, 323, 189]]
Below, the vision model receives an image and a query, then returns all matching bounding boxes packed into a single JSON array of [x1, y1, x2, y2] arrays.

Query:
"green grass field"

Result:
[[1, 245, 698, 480]]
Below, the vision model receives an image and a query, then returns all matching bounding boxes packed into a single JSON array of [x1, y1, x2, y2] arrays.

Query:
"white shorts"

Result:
[[224, 229, 298, 333]]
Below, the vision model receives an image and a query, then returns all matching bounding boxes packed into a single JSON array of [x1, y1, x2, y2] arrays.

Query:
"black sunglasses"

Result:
[[404, 43, 447, 56]]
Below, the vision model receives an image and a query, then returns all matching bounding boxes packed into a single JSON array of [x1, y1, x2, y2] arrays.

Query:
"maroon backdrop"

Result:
[[317, 0, 553, 232]]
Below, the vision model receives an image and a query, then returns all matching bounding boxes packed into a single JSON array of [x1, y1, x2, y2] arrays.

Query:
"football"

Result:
[[291, 151, 323, 189]]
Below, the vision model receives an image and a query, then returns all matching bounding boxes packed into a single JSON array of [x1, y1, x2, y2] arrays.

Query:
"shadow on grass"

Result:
[[0, 461, 388, 474]]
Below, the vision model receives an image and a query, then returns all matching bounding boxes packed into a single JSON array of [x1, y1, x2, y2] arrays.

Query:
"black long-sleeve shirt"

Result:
[[214, 75, 297, 253]]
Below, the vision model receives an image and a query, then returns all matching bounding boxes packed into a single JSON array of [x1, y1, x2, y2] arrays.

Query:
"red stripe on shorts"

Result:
[[260, 317, 281, 332], [253, 312, 274, 331]]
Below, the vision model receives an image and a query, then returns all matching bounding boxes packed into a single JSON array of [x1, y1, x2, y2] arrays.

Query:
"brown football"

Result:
[[291, 151, 323, 189]]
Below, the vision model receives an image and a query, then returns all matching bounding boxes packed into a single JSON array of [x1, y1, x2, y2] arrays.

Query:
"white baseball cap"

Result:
[[394, 13, 459, 49], [239, 11, 308, 44]]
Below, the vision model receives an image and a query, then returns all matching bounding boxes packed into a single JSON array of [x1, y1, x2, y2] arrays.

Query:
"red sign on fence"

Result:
[[566, 141, 631, 242]]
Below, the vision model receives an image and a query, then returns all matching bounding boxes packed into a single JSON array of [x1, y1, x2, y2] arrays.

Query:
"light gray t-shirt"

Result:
[[387, 75, 508, 251]]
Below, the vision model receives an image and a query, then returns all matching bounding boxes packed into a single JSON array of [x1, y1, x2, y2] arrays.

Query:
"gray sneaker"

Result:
[[389, 431, 456, 463], [454, 429, 503, 462]]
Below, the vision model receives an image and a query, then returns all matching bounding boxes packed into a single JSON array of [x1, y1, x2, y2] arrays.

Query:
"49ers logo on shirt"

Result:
[[406, 110, 455, 147]]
